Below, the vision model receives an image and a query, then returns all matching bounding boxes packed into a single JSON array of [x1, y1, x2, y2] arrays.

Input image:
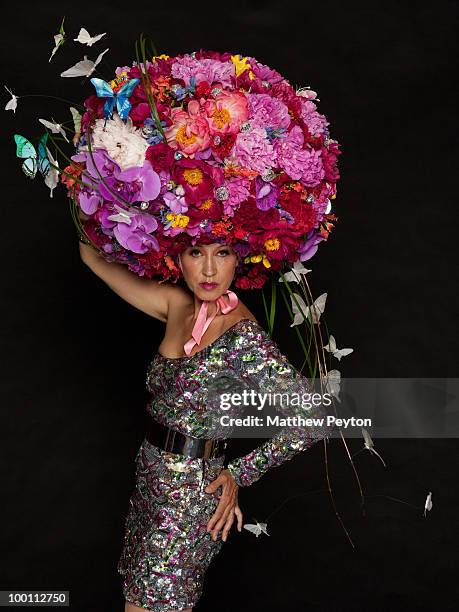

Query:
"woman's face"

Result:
[[178, 242, 239, 300]]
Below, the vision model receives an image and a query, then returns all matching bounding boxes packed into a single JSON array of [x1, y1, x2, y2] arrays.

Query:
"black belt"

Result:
[[145, 420, 227, 459]]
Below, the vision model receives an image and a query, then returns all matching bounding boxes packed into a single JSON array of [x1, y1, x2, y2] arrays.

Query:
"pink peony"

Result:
[[164, 100, 211, 156], [171, 55, 235, 87], [203, 91, 248, 135], [230, 127, 275, 174], [274, 126, 324, 186], [247, 93, 291, 130]]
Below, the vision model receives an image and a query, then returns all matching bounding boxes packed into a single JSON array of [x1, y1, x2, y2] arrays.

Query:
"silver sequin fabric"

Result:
[[117, 318, 331, 610]]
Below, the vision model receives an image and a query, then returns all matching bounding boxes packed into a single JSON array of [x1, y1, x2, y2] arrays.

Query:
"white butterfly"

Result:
[[323, 369, 341, 402], [279, 260, 312, 284], [49, 17, 65, 63], [296, 86, 318, 100], [423, 492, 433, 517], [44, 147, 59, 198], [362, 428, 386, 467], [4, 85, 18, 113], [60, 48, 109, 78], [74, 28, 106, 47], [243, 520, 269, 537], [107, 204, 136, 225], [324, 335, 354, 361], [290, 292, 327, 327], [38, 118, 69, 142]]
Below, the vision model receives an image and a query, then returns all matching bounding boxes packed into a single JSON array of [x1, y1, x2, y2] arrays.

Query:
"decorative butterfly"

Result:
[[323, 335, 354, 361], [278, 260, 312, 284], [362, 428, 386, 467], [60, 48, 109, 78], [243, 520, 270, 537], [44, 146, 59, 198], [296, 86, 318, 100], [13, 133, 50, 179], [69, 107, 83, 145], [90, 77, 140, 120], [290, 292, 327, 326], [70, 107, 82, 134], [4, 85, 18, 113], [49, 16, 66, 62], [74, 27, 106, 47], [38, 118, 69, 142], [423, 492, 433, 517], [323, 369, 341, 402]]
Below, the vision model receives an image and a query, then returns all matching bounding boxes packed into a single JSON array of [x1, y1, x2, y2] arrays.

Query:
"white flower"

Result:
[[90, 114, 148, 170]]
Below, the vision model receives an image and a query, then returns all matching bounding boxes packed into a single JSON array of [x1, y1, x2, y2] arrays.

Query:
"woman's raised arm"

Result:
[[79, 241, 182, 322]]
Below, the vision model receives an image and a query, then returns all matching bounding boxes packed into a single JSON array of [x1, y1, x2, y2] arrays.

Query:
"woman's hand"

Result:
[[205, 469, 243, 542]]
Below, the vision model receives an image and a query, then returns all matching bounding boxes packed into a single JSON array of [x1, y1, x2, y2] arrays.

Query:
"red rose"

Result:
[[195, 81, 211, 97], [146, 143, 175, 172]]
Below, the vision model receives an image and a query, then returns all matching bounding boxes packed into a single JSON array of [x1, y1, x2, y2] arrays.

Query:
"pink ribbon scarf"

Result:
[[183, 289, 239, 356]]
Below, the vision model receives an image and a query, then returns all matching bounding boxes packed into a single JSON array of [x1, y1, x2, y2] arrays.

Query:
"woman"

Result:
[[79, 238, 330, 612]]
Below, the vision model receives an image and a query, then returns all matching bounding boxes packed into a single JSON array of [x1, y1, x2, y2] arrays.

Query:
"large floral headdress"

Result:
[[55, 42, 341, 289]]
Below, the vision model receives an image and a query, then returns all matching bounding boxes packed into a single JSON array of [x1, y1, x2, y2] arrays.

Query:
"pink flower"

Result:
[[300, 107, 329, 137], [230, 127, 275, 174], [164, 100, 211, 156], [221, 177, 251, 214], [247, 93, 291, 130], [274, 126, 324, 186], [171, 56, 235, 87], [249, 58, 284, 85], [203, 91, 248, 135]]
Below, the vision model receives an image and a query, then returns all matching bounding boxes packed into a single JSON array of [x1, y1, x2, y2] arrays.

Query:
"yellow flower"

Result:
[[264, 238, 280, 252], [182, 167, 203, 186], [174, 214, 190, 228], [152, 54, 170, 62], [243, 253, 271, 268], [231, 54, 254, 79], [165, 213, 190, 228], [331, 193, 336, 199]]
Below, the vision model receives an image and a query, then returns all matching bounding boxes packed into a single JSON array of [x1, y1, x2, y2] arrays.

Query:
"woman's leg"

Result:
[[125, 603, 192, 612]]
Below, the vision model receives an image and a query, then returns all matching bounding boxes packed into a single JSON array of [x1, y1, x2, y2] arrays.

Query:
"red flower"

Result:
[[146, 143, 175, 172], [211, 132, 237, 161], [129, 102, 152, 126], [195, 81, 211, 97], [81, 95, 105, 132], [321, 141, 341, 182], [172, 158, 223, 204], [235, 267, 269, 289]]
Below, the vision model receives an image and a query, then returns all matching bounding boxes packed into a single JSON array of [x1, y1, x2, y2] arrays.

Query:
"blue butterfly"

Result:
[[89, 77, 140, 120], [14, 133, 50, 179]]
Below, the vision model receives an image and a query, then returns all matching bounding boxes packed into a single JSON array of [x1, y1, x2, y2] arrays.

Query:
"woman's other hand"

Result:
[[205, 469, 243, 542]]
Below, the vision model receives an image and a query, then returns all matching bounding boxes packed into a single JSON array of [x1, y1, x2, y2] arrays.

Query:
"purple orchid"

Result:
[[98, 160, 161, 205], [106, 204, 160, 253], [79, 190, 103, 215], [255, 177, 278, 211], [297, 230, 325, 261], [163, 190, 188, 214]]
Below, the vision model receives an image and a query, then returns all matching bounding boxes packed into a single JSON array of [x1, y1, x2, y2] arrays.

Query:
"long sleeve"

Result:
[[225, 330, 332, 487]]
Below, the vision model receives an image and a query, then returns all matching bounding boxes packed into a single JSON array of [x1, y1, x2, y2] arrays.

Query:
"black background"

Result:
[[1, 1, 458, 611]]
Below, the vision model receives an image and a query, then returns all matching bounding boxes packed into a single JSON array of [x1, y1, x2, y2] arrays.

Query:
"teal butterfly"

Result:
[[89, 77, 139, 120], [14, 133, 50, 179]]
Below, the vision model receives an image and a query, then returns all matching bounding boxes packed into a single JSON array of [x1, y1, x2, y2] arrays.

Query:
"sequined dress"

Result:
[[117, 318, 330, 611]]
